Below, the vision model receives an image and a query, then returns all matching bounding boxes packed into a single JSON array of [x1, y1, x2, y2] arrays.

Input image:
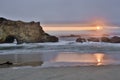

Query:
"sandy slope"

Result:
[[0, 66, 120, 80]]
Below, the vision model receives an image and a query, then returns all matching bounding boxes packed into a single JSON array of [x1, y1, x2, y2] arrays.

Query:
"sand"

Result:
[[0, 65, 120, 80], [0, 54, 43, 68]]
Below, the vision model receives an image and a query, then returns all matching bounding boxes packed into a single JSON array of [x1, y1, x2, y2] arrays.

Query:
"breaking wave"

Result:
[[0, 41, 120, 54]]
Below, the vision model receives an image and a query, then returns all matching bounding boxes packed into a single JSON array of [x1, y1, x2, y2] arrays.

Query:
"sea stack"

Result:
[[0, 17, 58, 44]]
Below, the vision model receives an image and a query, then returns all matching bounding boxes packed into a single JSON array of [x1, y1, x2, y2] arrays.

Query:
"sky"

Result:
[[0, 0, 120, 24]]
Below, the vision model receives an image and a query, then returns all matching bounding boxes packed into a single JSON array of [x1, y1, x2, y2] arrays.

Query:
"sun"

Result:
[[97, 26, 100, 30], [96, 26, 102, 30]]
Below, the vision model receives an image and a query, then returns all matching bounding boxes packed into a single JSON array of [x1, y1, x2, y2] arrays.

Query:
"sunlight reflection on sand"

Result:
[[49, 52, 116, 66]]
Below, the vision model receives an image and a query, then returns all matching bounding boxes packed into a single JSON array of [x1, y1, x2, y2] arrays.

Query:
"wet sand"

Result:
[[0, 54, 43, 68], [0, 53, 120, 80], [0, 65, 120, 80]]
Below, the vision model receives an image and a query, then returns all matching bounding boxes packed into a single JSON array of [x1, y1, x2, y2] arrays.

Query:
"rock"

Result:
[[101, 37, 110, 42], [0, 61, 13, 65], [88, 37, 99, 42], [0, 17, 58, 44], [60, 34, 81, 37], [76, 37, 86, 43], [0, 61, 13, 68], [76, 36, 120, 43], [110, 36, 120, 43], [41, 33, 58, 42]]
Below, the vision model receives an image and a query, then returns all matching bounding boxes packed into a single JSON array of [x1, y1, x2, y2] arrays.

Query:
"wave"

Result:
[[0, 41, 120, 54], [0, 41, 120, 67]]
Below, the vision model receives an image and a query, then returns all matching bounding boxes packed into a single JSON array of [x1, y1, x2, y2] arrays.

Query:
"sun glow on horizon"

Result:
[[96, 26, 103, 31], [43, 19, 108, 32], [43, 26, 98, 31], [43, 24, 104, 31], [96, 26, 101, 30]]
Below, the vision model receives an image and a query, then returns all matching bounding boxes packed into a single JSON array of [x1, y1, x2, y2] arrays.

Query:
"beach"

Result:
[[0, 53, 43, 68], [0, 65, 120, 80], [1, 0, 120, 80], [0, 42, 120, 80]]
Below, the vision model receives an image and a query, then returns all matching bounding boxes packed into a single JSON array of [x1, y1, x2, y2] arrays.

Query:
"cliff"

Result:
[[0, 17, 58, 44]]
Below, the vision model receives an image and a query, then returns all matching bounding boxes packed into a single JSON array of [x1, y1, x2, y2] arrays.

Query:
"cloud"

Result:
[[0, 0, 120, 24]]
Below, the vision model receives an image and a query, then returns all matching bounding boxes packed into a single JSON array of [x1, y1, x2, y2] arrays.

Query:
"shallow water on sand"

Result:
[[41, 52, 120, 67]]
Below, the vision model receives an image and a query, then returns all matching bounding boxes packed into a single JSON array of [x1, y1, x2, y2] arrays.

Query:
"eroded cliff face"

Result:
[[0, 17, 58, 44]]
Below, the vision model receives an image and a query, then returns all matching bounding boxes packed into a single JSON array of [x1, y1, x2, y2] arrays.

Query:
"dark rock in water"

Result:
[[0, 61, 13, 68], [88, 37, 99, 42], [0, 17, 58, 44], [60, 34, 81, 37], [101, 37, 110, 42], [40, 33, 58, 42], [110, 36, 120, 43], [76, 37, 86, 43], [45, 36, 58, 42], [0, 61, 13, 65], [76, 36, 120, 43]]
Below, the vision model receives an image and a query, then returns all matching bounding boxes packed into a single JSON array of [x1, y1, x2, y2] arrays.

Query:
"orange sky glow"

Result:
[[43, 24, 102, 31]]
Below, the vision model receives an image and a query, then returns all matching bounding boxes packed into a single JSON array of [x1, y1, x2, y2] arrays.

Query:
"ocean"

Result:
[[0, 26, 120, 67], [1, 26, 120, 80], [0, 36, 120, 67]]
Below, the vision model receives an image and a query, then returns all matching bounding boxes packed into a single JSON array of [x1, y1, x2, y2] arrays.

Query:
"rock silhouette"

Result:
[[0, 17, 58, 44], [76, 36, 120, 43]]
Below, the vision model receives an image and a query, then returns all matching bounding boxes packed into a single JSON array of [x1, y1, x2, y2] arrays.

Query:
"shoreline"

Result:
[[0, 53, 43, 68], [0, 65, 120, 80]]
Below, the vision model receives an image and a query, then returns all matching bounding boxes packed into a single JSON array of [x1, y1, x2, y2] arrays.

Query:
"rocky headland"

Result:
[[0, 17, 58, 44]]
